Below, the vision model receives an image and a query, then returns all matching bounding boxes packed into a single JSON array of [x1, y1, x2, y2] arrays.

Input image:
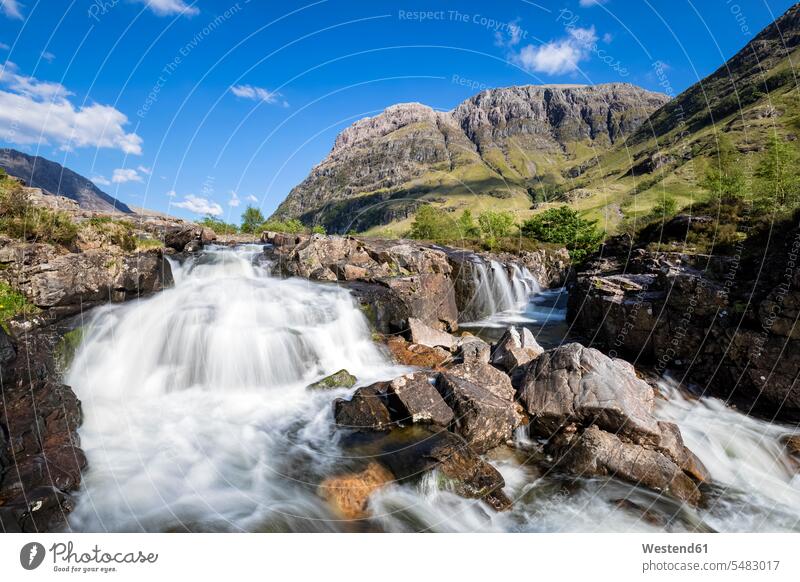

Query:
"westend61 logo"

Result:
[[19, 541, 158, 574]]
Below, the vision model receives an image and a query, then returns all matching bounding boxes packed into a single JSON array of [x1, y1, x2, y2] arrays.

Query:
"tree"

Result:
[[407, 205, 458, 241], [702, 134, 746, 201], [200, 215, 238, 235], [457, 209, 480, 238], [521, 206, 604, 263], [755, 134, 800, 211], [240, 206, 265, 233], [478, 210, 516, 249], [648, 196, 678, 223]]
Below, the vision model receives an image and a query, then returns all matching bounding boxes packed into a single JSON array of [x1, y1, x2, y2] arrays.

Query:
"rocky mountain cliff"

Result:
[[0, 149, 132, 214], [272, 84, 668, 233]]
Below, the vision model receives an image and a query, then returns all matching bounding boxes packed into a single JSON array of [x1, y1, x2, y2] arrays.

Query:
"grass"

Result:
[[0, 175, 79, 247], [0, 281, 38, 331]]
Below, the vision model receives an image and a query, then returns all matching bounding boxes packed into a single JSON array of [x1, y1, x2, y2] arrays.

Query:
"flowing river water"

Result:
[[66, 245, 800, 532]]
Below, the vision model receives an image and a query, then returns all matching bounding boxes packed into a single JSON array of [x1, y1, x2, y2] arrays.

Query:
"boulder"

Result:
[[551, 425, 702, 504], [343, 427, 510, 510], [385, 336, 451, 369], [407, 317, 456, 349], [308, 369, 357, 390], [333, 384, 393, 431], [436, 373, 522, 453], [457, 336, 491, 364], [318, 462, 395, 519], [385, 372, 453, 427], [520, 343, 661, 445], [163, 226, 198, 252], [490, 326, 544, 372], [382, 274, 459, 332], [446, 361, 516, 402]]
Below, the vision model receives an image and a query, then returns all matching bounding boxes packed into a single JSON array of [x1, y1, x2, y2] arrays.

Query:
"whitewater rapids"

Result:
[[66, 246, 800, 532]]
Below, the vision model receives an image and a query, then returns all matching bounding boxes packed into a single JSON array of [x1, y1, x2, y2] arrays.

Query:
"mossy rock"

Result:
[[308, 369, 357, 390], [54, 326, 86, 370]]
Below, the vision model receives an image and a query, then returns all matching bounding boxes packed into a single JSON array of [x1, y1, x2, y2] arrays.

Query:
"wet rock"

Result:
[[551, 425, 702, 504], [783, 434, 800, 457], [386, 336, 451, 368], [0, 486, 75, 533], [385, 372, 453, 427], [407, 317, 456, 349], [0, 326, 15, 385], [657, 421, 710, 483], [436, 373, 521, 453], [520, 343, 661, 445], [333, 384, 393, 431], [490, 326, 544, 372], [344, 427, 509, 510], [308, 369, 357, 390], [318, 462, 395, 519], [163, 226, 199, 252]]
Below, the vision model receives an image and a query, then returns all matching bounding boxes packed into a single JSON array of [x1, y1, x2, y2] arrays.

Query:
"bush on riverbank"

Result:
[[0, 281, 38, 331]]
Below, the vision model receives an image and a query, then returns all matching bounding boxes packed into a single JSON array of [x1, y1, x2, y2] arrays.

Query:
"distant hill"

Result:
[[0, 149, 132, 214]]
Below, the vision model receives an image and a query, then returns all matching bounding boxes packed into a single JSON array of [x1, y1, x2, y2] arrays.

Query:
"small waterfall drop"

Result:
[[466, 259, 540, 320]]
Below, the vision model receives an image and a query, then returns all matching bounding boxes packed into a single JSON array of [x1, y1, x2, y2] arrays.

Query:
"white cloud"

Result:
[[511, 26, 598, 75], [494, 18, 523, 48], [602, 32, 613, 44], [228, 191, 240, 207], [91, 175, 111, 186], [41, 51, 55, 63], [112, 168, 142, 183], [174, 194, 223, 216], [0, 63, 142, 154], [136, 0, 199, 17], [245, 194, 258, 203], [166, 189, 176, 198], [580, 0, 607, 6], [137, 165, 151, 175], [0, 43, 10, 51], [1, 0, 23, 20], [230, 84, 285, 105]]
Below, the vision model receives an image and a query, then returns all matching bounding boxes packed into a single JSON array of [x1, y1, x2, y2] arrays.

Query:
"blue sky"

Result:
[[0, 0, 795, 222]]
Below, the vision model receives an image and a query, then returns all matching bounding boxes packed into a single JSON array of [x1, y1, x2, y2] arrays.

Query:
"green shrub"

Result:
[[754, 134, 800, 212], [199, 216, 239, 235], [521, 206, 603, 263], [87, 217, 136, 251], [702, 134, 747, 202], [260, 218, 306, 234]]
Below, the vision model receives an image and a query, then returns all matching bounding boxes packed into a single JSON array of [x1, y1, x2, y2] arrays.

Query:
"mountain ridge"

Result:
[[0, 149, 132, 214], [272, 83, 669, 233]]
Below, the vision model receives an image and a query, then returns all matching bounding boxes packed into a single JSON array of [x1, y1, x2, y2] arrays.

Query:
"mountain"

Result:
[[275, 3, 800, 235], [272, 83, 669, 233], [0, 149, 132, 214]]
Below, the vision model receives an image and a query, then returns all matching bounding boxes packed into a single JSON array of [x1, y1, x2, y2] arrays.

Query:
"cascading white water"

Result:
[[67, 245, 405, 532], [65, 245, 800, 533], [466, 259, 540, 320]]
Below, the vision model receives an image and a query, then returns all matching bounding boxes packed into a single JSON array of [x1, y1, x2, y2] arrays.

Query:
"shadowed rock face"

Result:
[[272, 84, 668, 230], [0, 149, 132, 214]]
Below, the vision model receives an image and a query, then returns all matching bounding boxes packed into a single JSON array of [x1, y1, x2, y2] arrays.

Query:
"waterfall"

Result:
[[64, 245, 800, 533], [466, 259, 540, 321], [66, 245, 403, 532]]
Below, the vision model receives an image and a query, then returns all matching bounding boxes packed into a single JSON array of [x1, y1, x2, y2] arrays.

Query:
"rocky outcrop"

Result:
[[268, 233, 569, 334], [272, 84, 668, 232], [318, 462, 395, 519], [569, 230, 800, 422], [0, 237, 173, 320], [0, 328, 85, 532], [519, 343, 707, 503], [490, 326, 544, 372]]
